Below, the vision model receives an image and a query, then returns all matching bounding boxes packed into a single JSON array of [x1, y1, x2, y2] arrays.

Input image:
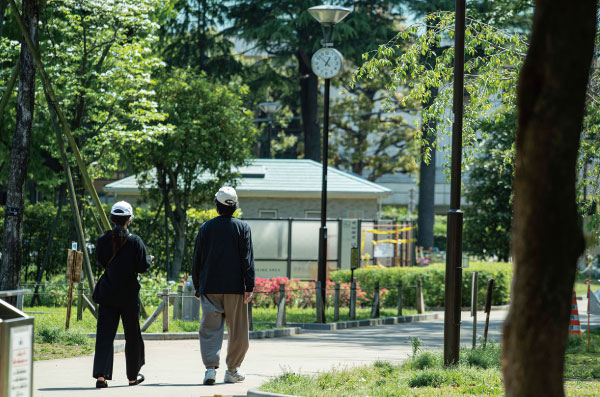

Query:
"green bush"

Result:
[[35, 322, 90, 346], [330, 262, 513, 307]]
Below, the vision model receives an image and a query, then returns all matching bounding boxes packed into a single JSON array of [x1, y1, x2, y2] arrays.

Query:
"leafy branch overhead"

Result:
[[354, 12, 527, 165]]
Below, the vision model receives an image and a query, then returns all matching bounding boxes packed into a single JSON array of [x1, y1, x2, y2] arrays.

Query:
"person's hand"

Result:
[[195, 291, 201, 301], [244, 291, 253, 304]]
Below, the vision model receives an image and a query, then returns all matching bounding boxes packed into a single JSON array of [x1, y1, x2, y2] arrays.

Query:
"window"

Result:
[[305, 210, 321, 219], [258, 209, 278, 219]]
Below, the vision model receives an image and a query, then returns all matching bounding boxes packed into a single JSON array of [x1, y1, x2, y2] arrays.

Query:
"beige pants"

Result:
[[199, 294, 249, 370]]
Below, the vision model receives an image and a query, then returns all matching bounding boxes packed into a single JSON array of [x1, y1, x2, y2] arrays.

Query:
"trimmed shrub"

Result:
[[330, 262, 512, 307]]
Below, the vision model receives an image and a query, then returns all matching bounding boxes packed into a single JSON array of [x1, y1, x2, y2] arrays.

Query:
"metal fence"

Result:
[[243, 218, 417, 280]]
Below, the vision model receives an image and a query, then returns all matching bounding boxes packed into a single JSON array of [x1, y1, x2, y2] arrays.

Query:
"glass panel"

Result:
[[291, 220, 338, 260], [246, 220, 289, 260], [255, 261, 288, 278], [361, 221, 375, 266], [290, 260, 339, 280]]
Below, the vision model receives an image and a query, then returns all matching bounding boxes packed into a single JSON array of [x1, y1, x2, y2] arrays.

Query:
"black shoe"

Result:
[[96, 379, 108, 389], [129, 373, 145, 386]]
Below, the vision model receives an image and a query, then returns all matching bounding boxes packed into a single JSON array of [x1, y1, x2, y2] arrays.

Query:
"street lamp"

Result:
[[258, 101, 282, 158], [444, 0, 466, 366], [308, 4, 351, 323]]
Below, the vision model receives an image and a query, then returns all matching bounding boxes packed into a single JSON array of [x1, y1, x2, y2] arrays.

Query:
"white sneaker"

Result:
[[203, 368, 216, 385], [224, 368, 245, 383]]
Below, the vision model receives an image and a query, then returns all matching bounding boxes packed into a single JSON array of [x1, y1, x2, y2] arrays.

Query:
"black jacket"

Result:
[[93, 231, 151, 306], [192, 215, 255, 295]]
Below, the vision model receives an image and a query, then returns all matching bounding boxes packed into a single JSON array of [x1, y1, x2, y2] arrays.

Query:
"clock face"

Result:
[[311, 48, 344, 79]]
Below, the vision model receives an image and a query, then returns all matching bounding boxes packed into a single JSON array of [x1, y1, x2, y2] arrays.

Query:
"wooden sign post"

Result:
[[65, 249, 83, 330]]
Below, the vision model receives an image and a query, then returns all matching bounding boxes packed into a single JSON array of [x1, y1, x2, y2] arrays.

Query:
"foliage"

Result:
[[260, 334, 599, 396], [464, 112, 515, 261], [330, 262, 513, 307], [329, 72, 419, 181], [0, 0, 166, 194], [253, 277, 368, 308], [355, 12, 527, 168], [227, 0, 407, 161], [127, 69, 258, 279], [158, 0, 242, 79]]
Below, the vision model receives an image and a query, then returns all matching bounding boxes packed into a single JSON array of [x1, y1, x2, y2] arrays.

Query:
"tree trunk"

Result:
[[502, 1, 596, 396], [298, 51, 320, 162], [168, 207, 186, 280], [0, 0, 7, 38], [0, 0, 38, 303], [417, 122, 436, 249]]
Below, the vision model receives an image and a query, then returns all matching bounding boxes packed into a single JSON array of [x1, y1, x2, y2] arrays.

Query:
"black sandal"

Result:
[[129, 373, 145, 386], [96, 379, 108, 388]]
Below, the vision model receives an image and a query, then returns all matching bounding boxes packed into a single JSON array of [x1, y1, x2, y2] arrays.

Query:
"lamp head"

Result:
[[308, 5, 351, 26], [258, 102, 282, 115]]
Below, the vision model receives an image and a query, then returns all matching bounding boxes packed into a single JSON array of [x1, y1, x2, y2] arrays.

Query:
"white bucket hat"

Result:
[[215, 187, 238, 207]]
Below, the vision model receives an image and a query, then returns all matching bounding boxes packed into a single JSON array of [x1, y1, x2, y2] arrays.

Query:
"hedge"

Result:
[[330, 262, 513, 308]]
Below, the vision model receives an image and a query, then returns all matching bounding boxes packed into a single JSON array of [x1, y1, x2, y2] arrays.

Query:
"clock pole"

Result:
[[308, 5, 351, 323], [317, 76, 330, 323]]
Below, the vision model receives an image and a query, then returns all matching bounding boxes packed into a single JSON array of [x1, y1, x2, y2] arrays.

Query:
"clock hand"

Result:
[[324, 57, 331, 66]]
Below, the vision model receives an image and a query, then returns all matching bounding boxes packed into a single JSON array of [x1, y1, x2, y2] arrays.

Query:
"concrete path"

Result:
[[34, 309, 511, 397]]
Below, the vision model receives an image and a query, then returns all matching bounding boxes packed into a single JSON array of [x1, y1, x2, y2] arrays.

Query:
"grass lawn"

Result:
[[27, 305, 418, 360], [574, 272, 600, 298], [260, 329, 600, 396]]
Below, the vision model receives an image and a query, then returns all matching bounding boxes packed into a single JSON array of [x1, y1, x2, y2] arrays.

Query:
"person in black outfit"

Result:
[[92, 201, 152, 388]]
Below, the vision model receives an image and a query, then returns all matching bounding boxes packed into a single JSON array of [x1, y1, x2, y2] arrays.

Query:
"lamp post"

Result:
[[444, 0, 466, 366], [258, 101, 282, 158], [308, 5, 351, 323]]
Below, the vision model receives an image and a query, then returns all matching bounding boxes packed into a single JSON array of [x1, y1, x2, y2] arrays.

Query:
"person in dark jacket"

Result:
[[192, 186, 255, 385], [92, 201, 152, 388]]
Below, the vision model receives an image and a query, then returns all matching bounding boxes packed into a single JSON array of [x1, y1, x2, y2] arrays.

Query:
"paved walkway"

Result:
[[34, 309, 510, 397], [34, 301, 600, 397]]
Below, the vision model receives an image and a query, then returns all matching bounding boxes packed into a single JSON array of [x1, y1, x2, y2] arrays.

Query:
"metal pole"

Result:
[[471, 272, 478, 348], [317, 78, 331, 323], [444, 0, 466, 367]]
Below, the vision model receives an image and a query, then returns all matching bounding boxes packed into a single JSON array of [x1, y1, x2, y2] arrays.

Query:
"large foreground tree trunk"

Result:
[[0, 0, 38, 302], [502, 1, 597, 395]]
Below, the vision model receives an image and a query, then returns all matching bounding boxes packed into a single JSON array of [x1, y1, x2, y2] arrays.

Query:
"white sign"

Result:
[[374, 243, 394, 258], [8, 325, 32, 397]]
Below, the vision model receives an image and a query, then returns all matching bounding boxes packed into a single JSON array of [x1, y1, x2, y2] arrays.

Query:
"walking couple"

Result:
[[91, 186, 255, 388]]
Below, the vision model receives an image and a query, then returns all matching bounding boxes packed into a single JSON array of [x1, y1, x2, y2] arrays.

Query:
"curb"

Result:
[[86, 327, 303, 341], [114, 340, 125, 353], [429, 305, 510, 312], [285, 313, 439, 331], [247, 389, 300, 397]]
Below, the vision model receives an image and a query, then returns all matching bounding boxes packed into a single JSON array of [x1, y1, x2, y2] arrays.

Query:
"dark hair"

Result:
[[215, 200, 237, 216], [110, 214, 131, 256]]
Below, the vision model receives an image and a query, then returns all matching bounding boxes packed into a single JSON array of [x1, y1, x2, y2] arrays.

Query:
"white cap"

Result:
[[111, 201, 134, 217], [215, 186, 238, 206]]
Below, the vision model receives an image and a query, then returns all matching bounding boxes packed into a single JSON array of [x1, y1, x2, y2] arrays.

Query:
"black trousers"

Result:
[[92, 301, 145, 381]]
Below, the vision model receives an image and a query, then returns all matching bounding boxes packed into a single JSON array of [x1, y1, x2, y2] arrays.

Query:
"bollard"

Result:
[[162, 288, 169, 332], [173, 285, 183, 320], [483, 278, 495, 347], [397, 280, 403, 316], [77, 282, 83, 321], [471, 272, 479, 348], [416, 278, 425, 314], [276, 284, 286, 327], [371, 281, 380, 318], [248, 300, 254, 331], [315, 281, 324, 323], [350, 280, 357, 320], [334, 283, 340, 322]]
